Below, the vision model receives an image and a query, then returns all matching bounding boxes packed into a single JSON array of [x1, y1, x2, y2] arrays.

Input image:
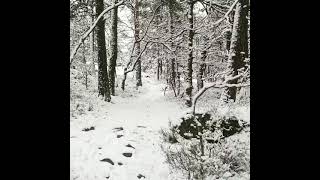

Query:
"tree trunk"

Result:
[[96, 0, 111, 102], [90, 11, 95, 75], [134, 0, 142, 87], [223, 0, 249, 102], [165, 58, 170, 84], [169, 7, 176, 90], [225, 11, 234, 58], [197, 35, 208, 91], [108, 0, 118, 95], [226, 30, 232, 52], [176, 62, 180, 95], [159, 56, 163, 76], [156, 43, 160, 80], [157, 58, 160, 80], [82, 43, 88, 89], [185, 0, 194, 107]]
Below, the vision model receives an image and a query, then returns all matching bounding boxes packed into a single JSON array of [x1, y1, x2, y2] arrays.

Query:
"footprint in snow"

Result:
[[126, 144, 135, 149], [117, 135, 124, 138], [122, 153, 132, 157], [137, 174, 146, 179], [100, 158, 114, 165], [137, 125, 147, 128], [113, 127, 124, 132], [82, 126, 95, 132]]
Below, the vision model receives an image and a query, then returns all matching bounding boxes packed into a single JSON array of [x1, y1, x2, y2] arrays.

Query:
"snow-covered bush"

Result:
[[70, 69, 98, 118], [161, 112, 250, 180]]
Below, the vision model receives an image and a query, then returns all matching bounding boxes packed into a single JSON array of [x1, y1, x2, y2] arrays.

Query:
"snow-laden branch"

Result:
[[70, 0, 125, 65], [191, 67, 249, 114], [211, 0, 239, 26], [121, 42, 151, 90], [136, 3, 163, 43], [142, 39, 174, 52], [124, 42, 151, 74], [202, 0, 231, 10], [122, 3, 162, 70], [134, 0, 236, 51]]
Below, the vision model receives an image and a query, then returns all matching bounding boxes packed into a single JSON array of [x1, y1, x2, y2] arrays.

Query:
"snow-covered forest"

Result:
[[70, 0, 250, 179]]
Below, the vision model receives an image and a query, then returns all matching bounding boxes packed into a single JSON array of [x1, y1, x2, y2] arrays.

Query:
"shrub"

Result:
[[161, 113, 250, 180]]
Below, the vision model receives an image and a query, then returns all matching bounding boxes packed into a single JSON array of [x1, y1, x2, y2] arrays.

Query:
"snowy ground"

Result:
[[70, 75, 185, 180]]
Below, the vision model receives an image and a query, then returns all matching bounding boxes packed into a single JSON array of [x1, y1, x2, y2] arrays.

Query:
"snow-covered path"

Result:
[[70, 77, 183, 180]]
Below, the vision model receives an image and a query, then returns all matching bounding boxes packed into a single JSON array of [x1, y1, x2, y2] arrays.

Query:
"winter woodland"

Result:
[[70, 0, 250, 179]]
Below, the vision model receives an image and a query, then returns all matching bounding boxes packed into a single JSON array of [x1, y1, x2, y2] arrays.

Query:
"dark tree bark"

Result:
[[70, 1, 124, 65], [108, 0, 118, 95], [169, 5, 176, 90], [225, 11, 234, 54], [165, 58, 170, 84], [96, 0, 111, 102], [176, 62, 181, 95], [156, 39, 160, 80], [225, 30, 232, 52], [134, 0, 142, 87], [223, 0, 249, 102], [185, 0, 194, 107], [159, 53, 163, 76], [157, 61, 159, 80], [157, 57, 160, 80], [89, 13, 95, 75], [82, 43, 88, 89], [196, 35, 209, 91]]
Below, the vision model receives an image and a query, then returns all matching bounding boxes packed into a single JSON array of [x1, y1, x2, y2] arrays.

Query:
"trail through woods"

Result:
[[70, 76, 184, 180]]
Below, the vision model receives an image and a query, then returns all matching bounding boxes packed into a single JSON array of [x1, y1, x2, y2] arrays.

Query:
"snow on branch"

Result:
[[70, 0, 125, 66], [124, 42, 151, 74], [211, 0, 239, 26], [121, 42, 152, 90], [122, 3, 162, 72], [134, 0, 237, 50], [136, 3, 163, 43], [191, 67, 249, 114], [202, 0, 231, 10]]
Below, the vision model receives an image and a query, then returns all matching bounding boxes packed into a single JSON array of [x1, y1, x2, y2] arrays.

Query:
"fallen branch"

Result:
[[70, 0, 125, 65]]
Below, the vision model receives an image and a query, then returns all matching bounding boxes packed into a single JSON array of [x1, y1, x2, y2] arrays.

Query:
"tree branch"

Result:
[[70, 0, 125, 65], [191, 68, 249, 114], [136, 3, 163, 43], [211, 0, 238, 26], [124, 42, 151, 74]]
